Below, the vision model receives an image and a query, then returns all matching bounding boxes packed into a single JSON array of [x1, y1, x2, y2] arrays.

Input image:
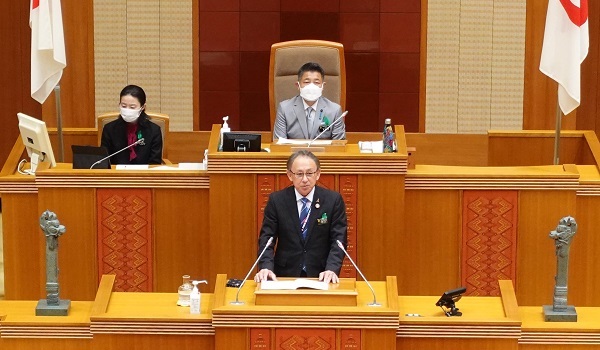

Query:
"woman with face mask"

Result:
[[273, 62, 345, 141], [100, 85, 163, 165]]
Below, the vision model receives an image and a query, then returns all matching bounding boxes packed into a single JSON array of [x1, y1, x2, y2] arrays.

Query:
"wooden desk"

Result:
[[0, 300, 93, 350], [520, 306, 600, 348], [397, 280, 521, 350], [212, 274, 400, 350], [4, 128, 600, 308]]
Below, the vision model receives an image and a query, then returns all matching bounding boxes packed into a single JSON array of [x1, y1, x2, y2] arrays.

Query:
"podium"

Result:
[[212, 274, 400, 350]]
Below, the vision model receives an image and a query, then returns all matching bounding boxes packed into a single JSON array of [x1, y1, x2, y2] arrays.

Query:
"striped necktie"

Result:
[[299, 197, 310, 239]]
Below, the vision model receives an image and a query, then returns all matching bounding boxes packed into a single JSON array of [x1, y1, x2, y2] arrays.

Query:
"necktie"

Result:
[[306, 107, 314, 138], [299, 197, 310, 239]]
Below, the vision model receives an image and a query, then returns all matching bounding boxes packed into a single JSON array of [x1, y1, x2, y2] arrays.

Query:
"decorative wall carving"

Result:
[[97, 189, 153, 292]]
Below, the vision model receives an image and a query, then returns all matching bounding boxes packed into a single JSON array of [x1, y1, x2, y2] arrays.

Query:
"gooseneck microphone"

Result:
[[231, 236, 274, 305], [307, 110, 348, 147], [336, 239, 381, 306], [90, 138, 145, 169]]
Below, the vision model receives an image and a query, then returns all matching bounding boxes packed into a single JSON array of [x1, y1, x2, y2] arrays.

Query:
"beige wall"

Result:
[[93, 0, 193, 131], [425, 0, 526, 133]]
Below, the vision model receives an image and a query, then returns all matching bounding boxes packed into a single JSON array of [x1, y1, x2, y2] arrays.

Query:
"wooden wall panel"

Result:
[[570, 195, 600, 306], [517, 190, 577, 306], [0, 2, 42, 167], [402, 189, 460, 295], [1, 193, 41, 300], [154, 188, 210, 293], [215, 328, 247, 350], [41, 0, 95, 128], [577, 0, 600, 134], [94, 334, 213, 350], [488, 135, 593, 166], [37, 188, 98, 301], [0, 338, 91, 350], [208, 174, 256, 287], [398, 337, 517, 350], [358, 175, 405, 284]]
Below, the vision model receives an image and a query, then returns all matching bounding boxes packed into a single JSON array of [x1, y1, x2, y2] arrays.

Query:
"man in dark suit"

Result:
[[254, 150, 347, 284], [273, 62, 346, 141]]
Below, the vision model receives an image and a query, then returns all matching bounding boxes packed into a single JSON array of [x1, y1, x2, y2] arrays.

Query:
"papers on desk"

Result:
[[116, 163, 207, 171], [276, 138, 332, 146], [116, 164, 149, 170], [260, 279, 329, 291], [358, 140, 384, 153]]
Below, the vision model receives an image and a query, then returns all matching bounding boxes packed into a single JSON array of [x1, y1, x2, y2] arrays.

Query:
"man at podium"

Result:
[[255, 151, 348, 284]]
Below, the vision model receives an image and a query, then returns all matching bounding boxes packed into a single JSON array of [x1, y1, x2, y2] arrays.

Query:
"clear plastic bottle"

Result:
[[383, 118, 395, 153], [177, 275, 193, 307]]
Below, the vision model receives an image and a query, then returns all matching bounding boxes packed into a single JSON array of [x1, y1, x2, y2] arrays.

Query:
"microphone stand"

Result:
[[307, 111, 348, 147], [90, 138, 145, 169], [336, 240, 381, 306], [231, 237, 273, 305]]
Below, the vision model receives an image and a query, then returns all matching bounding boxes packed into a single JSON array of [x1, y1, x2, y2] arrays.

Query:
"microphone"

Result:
[[90, 138, 145, 169], [230, 236, 274, 305], [307, 110, 348, 147], [336, 239, 381, 307]]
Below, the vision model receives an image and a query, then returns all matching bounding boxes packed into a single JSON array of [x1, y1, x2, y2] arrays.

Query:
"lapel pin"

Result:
[[315, 198, 320, 209]]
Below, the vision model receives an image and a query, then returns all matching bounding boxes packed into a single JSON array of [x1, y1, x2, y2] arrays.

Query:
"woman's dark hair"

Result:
[[120, 84, 149, 122]]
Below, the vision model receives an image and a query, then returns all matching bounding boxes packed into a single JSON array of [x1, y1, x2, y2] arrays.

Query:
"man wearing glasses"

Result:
[[255, 150, 348, 284]]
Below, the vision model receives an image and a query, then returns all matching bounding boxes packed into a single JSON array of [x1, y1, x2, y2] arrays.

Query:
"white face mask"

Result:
[[120, 107, 142, 123], [299, 83, 323, 102]]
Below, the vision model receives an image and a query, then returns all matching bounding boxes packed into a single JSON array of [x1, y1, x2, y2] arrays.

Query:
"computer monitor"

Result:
[[222, 132, 261, 152], [17, 112, 57, 174]]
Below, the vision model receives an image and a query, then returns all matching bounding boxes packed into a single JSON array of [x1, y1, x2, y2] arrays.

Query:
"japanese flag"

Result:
[[30, 0, 66, 104], [539, 0, 589, 115]]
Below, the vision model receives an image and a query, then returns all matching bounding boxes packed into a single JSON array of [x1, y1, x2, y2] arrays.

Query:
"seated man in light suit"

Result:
[[273, 62, 346, 140]]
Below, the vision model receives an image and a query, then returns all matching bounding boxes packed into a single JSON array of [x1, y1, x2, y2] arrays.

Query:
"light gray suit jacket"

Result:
[[273, 95, 345, 140]]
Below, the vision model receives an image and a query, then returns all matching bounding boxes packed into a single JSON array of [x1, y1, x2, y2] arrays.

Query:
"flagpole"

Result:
[[553, 99, 562, 165], [54, 84, 64, 162]]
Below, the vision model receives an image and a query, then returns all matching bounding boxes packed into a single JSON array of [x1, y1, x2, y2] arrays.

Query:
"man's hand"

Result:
[[319, 270, 339, 284], [254, 268, 277, 282]]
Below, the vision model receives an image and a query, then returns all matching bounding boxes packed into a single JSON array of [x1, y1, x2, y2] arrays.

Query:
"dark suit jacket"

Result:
[[100, 115, 163, 165], [258, 185, 348, 277]]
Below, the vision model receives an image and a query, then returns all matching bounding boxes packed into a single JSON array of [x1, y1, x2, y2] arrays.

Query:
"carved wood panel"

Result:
[[251, 328, 271, 350], [97, 188, 153, 292], [275, 329, 335, 350], [339, 175, 357, 278], [461, 190, 518, 295]]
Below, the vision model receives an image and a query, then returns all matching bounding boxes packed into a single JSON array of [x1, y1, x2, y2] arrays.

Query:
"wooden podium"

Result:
[[211, 274, 400, 350]]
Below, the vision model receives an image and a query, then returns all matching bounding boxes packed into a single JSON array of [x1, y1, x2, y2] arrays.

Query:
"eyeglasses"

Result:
[[290, 171, 317, 179]]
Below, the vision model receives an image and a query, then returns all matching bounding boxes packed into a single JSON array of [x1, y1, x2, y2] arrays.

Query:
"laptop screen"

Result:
[[72, 145, 110, 169]]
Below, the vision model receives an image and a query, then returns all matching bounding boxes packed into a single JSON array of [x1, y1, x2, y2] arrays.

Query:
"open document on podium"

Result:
[[260, 279, 329, 290]]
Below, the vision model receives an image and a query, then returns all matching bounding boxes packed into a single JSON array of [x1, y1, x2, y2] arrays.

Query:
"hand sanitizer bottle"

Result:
[[177, 274, 193, 307], [189, 280, 208, 314], [219, 116, 230, 151]]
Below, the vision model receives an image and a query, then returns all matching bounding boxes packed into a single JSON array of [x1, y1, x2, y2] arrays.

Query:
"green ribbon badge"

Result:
[[317, 213, 328, 225]]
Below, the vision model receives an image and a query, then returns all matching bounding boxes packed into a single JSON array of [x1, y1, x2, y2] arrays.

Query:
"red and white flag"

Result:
[[30, 0, 66, 104], [539, 0, 589, 115]]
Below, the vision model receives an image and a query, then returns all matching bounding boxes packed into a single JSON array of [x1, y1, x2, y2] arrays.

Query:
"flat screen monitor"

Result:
[[17, 112, 56, 174], [72, 145, 110, 169], [222, 132, 261, 152]]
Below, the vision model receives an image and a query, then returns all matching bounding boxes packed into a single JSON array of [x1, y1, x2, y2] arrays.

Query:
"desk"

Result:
[[3, 128, 600, 307]]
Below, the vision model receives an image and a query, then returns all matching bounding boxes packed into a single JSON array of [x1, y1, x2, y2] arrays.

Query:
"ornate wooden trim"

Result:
[[97, 189, 153, 292], [461, 191, 518, 296]]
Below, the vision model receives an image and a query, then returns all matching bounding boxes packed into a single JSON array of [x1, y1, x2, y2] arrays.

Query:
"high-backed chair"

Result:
[[97, 112, 170, 161], [269, 40, 346, 131]]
